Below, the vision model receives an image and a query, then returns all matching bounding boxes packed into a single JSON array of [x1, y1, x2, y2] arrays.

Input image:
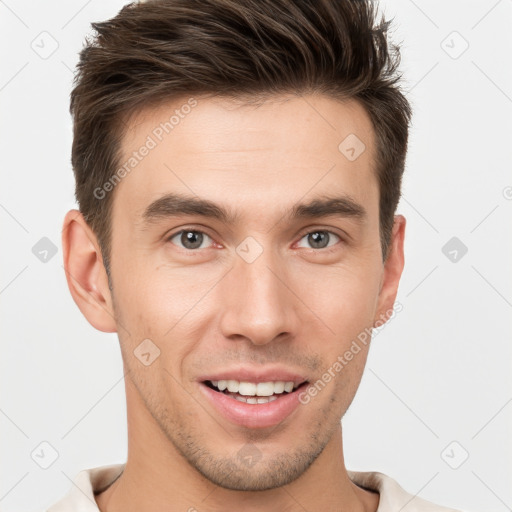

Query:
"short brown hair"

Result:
[[70, 0, 412, 275]]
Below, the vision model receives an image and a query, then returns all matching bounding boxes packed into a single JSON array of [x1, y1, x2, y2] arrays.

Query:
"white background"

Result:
[[1, 1, 511, 511]]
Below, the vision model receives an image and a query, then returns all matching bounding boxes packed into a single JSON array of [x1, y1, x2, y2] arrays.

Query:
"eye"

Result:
[[166, 228, 342, 252], [167, 229, 214, 250], [296, 230, 341, 250]]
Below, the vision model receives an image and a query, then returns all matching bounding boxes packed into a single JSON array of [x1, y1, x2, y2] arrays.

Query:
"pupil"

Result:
[[182, 231, 203, 249], [309, 231, 328, 249]]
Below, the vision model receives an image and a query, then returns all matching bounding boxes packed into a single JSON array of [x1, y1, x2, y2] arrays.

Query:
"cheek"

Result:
[[112, 258, 184, 328], [308, 264, 381, 335], [301, 264, 380, 403], [111, 264, 207, 376]]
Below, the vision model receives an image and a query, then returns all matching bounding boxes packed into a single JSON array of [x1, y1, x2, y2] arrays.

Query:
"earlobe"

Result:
[[62, 209, 117, 333], [373, 215, 406, 328]]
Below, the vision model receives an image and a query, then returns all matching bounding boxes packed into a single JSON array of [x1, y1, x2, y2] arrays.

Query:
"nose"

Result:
[[218, 244, 299, 346]]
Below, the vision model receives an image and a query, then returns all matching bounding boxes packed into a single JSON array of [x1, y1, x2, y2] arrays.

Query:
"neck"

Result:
[[96, 378, 378, 512]]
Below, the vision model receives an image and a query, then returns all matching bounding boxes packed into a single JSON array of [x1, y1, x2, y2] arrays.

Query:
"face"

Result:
[[101, 93, 402, 490]]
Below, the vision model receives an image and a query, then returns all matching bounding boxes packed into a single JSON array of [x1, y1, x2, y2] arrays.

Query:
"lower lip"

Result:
[[199, 382, 310, 429]]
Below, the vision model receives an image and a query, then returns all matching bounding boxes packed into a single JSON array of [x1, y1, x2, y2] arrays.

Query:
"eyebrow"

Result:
[[141, 192, 367, 226]]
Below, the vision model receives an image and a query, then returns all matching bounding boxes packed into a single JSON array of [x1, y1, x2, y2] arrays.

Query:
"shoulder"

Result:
[[348, 470, 467, 512], [46, 463, 125, 511]]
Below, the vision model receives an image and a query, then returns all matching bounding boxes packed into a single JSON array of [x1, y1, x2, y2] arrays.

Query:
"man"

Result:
[[48, 0, 466, 510]]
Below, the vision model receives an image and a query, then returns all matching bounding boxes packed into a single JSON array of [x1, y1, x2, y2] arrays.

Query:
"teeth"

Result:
[[227, 380, 239, 393], [239, 382, 257, 396], [284, 382, 294, 393], [234, 395, 279, 403], [209, 379, 300, 396], [273, 381, 285, 394]]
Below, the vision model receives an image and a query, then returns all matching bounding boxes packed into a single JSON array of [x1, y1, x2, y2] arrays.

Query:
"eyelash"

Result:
[[165, 227, 343, 253]]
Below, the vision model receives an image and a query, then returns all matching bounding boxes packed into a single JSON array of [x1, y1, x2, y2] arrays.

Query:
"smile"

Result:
[[200, 379, 310, 428], [204, 379, 306, 404]]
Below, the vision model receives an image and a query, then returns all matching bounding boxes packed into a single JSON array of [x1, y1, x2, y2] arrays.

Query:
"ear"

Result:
[[373, 214, 406, 327], [62, 209, 117, 333]]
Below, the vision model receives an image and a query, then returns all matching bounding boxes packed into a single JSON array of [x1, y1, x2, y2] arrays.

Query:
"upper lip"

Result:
[[198, 366, 308, 387]]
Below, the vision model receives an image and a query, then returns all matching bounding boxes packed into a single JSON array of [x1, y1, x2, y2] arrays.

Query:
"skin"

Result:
[[62, 93, 405, 512]]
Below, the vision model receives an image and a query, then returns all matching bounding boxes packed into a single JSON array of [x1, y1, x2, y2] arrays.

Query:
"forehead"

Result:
[[112, 93, 378, 228]]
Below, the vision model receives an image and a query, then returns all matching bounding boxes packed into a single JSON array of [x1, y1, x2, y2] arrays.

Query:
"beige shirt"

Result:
[[46, 463, 464, 512]]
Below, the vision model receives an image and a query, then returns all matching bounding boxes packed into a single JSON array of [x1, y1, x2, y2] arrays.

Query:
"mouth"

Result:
[[202, 379, 309, 404], [203, 380, 308, 405], [199, 378, 310, 428]]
